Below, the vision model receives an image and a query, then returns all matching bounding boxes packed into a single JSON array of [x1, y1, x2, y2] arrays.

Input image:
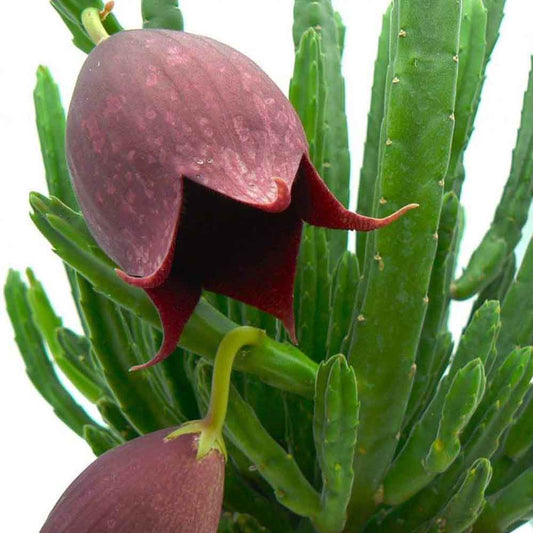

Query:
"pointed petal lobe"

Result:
[[122, 274, 201, 371], [296, 154, 418, 231]]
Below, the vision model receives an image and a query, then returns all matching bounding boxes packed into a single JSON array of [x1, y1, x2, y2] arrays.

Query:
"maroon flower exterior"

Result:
[[41, 430, 225, 533], [67, 29, 414, 369]]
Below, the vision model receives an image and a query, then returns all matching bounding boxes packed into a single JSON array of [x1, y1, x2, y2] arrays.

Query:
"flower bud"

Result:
[[41, 429, 224, 533]]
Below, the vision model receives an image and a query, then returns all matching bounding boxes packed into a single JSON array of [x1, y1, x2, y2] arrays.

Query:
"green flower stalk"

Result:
[[81, 4, 112, 44], [167, 326, 266, 459]]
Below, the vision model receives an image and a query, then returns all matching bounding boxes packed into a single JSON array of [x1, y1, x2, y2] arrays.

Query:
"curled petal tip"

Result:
[[129, 361, 155, 373], [128, 345, 172, 372], [260, 178, 291, 213], [283, 314, 298, 345], [380, 202, 420, 224], [346, 202, 419, 232]]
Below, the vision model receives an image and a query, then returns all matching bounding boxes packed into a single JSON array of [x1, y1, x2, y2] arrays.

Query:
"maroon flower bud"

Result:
[[67, 29, 416, 369], [41, 430, 224, 533]]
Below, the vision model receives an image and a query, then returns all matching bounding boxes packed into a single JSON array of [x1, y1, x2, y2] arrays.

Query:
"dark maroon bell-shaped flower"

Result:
[[67, 29, 416, 369], [41, 430, 225, 533]]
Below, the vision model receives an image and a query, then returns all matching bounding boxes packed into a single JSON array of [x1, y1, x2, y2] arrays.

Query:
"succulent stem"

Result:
[[166, 326, 266, 460], [81, 5, 111, 46]]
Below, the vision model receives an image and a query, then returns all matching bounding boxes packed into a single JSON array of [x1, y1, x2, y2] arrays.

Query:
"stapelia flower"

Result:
[[67, 29, 416, 369], [41, 430, 225, 533]]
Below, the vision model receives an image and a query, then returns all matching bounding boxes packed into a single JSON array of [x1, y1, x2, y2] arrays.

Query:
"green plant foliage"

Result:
[[142, 0, 183, 30], [5, 1, 533, 532]]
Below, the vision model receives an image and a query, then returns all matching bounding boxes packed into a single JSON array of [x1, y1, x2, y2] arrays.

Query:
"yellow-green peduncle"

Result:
[[81, 4, 112, 46], [166, 326, 266, 460]]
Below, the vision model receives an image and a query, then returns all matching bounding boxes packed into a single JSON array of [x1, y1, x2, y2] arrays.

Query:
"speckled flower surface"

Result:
[[67, 29, 413, 369]]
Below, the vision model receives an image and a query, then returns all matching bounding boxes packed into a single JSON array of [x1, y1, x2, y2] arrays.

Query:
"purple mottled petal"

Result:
[[67, 29, 307, 279]]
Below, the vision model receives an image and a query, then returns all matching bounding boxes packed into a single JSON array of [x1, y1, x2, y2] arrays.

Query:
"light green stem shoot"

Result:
[[167, 326, 266, 459], [81, 6, 111, 46]]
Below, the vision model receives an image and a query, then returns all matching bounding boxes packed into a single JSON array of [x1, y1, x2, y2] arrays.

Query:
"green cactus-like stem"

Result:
[[25, 269, 105, 403], [424, 360, 485, 474], [4, 270, 98, 437], [76, 275, 186, 433], [489, 439, 533, 496], [483, 0, 506, 63], [473, 467, 533, 533], [494, 236, 533, 365], [313, 355, 359, 533], [83, 424, 122, 456], [447, 0, 506, 197], [405, 298, 498, 453], [470, 253, 516, 320], [356, 5, 391, 267], [452, 59, 533, 300], [96, 397, 140, 442], [419, 332, 454, 421], [464, 347, 531, 445], [504, 387, 533, 460], [460, 350, 533, 477], [450, 300, 501, 377], [384, 359, 484, 505], [327, 251, 359, 358], [56, 328, 110, 399], [355, 2, 400, 312], [377, 347, 533, 532], [290, 27, 327, 173], [34, 67, 79, 211], [293, 0, 350, 265], [422, 298, 499, 427], [295, 226, 331, 362], [426, 458, 492, 533], [33, 67, 92, 343], [405, 192, 460, 428], [223, 460, 294, 533], [444, 0, 487, 188], [345, 0, 461, 527]]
